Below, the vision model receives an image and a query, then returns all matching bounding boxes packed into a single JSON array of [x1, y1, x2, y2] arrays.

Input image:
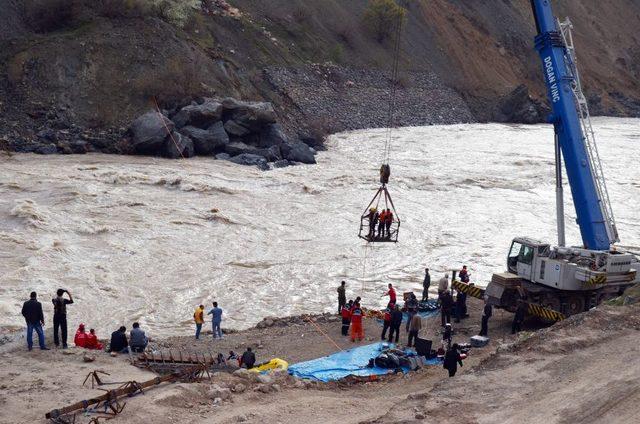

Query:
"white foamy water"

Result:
[[1, 118, 639, 336]]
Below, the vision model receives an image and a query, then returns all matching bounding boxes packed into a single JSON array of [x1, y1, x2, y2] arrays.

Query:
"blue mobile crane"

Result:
[[482, 0, 638, 318]]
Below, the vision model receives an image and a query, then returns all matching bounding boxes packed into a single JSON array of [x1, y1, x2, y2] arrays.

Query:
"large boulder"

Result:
[[223, 120, 251, 137], [284, 141, 316, 164], [172, 99, 223, 129], [258, 123, 288, 148], [224, 141, 255, 157], [164, 132, 195, 159], [222, 98, 277, 131], [225, 142, 281, 162], [229, 153, 269, 171], [130, 111, 174, 154], [180, 122, 229, 155]]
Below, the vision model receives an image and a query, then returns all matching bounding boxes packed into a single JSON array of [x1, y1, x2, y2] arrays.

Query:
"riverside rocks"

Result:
[[130, 111, 175, 154], [125, 97, 317, 169]]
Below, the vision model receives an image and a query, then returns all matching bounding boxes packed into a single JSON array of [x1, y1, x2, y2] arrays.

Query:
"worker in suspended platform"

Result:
[[384, 208, 394, 239], [367, 208, 379, 240], [378, 209, 387, 239]]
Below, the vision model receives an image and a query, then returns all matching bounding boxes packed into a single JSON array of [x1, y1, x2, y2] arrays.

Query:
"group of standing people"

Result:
[[338, 281, 364, 342], [21, 289, 76, 351], [366, 207, 395, 240], [193, 302, 223, 340]]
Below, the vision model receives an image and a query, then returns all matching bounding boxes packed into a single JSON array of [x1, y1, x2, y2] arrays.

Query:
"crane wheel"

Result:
[[566, 295, 586, 315]]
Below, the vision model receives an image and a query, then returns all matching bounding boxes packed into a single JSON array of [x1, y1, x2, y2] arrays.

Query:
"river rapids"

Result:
[[1, 118, 639, 336]]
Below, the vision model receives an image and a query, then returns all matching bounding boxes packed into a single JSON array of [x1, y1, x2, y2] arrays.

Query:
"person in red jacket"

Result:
[[74, 323, 88, 348], [341, 300, 353, 336], [350, 307, 364, 342], [382, 283, 396, 307], [85, 328, 104, 350]]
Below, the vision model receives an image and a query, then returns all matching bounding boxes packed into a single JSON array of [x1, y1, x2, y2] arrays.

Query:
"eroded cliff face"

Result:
[[1, 0, 639, 148]]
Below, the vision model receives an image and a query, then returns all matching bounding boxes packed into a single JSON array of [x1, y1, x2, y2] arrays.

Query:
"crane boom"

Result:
[[530, 0, 616, 251]]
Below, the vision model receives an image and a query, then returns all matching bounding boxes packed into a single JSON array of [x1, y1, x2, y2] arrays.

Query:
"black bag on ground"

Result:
[[414, 337, 432, 357]]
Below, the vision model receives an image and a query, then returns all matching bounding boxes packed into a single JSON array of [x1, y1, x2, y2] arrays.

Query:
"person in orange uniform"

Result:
[[377, 209, 387, 239], [350, 306, 364, 342], [85, 328, 104, 350], [74, 323, 88, 348], [384, 208, 394, 238], [341, 300, 352, 336]]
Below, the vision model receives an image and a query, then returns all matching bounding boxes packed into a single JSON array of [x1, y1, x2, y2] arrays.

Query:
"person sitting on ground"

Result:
[[129, 322, 149, 353], [240, 347, 256, 369], [228, 350, 239, 363], [109, 326, 128, 353], [85, 329, 104, 350], [74, 323, 88, 348], [443, 343, 463, 377]]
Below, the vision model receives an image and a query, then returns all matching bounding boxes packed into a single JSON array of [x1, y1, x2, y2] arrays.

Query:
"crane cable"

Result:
[[381, 3, 406, 167], [361, 3, 406, 293]]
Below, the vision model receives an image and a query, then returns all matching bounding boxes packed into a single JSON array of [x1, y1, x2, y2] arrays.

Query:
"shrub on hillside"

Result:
[[23, 0, 80, 33], [363, 0, 406, 43]]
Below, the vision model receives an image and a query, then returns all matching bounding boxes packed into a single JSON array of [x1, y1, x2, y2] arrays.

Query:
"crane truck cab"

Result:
[[487, 237, 637, 317]]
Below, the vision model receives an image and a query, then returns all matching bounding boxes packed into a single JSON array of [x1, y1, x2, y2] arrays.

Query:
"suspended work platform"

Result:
[[358, 183, 401, 243]]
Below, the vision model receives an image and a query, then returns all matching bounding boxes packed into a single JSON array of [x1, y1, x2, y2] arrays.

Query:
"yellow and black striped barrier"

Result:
[[527, 303, 565, 322], [451, 280, 485, 300], [585, 274, 607, 286]]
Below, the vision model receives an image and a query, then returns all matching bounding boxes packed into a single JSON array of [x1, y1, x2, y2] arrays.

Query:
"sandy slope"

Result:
[[1, 300, 638, 424]]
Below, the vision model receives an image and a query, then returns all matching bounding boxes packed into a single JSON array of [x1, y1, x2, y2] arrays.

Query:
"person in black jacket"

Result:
[[109, 326, 128, 353], [443, 343, 463, 377], [479, 301, 492, 337], [21, 291, 48, 351], [52, 288, 73, 349], [440, 291, 453, 327], [240, 347, 256, 369], [512, 300, 527, 334], [388, 305, 403, 344]]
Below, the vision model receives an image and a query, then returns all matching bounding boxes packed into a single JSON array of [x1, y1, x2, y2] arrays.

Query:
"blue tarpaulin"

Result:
[[288, 342, 441, 382]]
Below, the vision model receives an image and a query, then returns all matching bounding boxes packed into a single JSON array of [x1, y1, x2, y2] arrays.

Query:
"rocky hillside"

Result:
[[1, 0, 639, 154]]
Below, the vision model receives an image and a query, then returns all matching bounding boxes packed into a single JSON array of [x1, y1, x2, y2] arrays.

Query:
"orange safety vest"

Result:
[[385, 212, 393, 223], [378, 211, 387, 222]]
